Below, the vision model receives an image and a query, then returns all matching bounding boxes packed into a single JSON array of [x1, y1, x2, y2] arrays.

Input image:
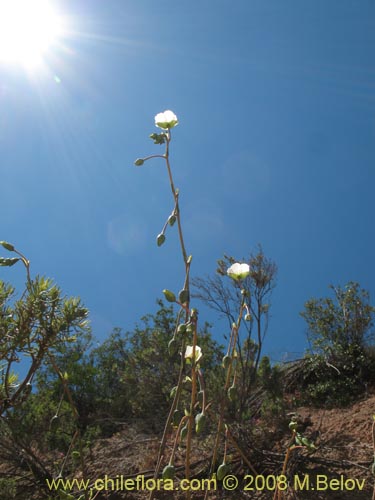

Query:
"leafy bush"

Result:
[[299, 282, 375, 406]]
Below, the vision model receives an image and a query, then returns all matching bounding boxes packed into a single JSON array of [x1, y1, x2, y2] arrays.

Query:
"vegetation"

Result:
[[299, 282, 375, 406], [1, 113, 375, 499], [192, 247, 277, 419]]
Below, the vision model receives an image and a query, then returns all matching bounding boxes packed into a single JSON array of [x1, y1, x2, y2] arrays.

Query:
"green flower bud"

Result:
[[190, 308, 198, 319], [180, 425, 188, 441], [195, 412, 206, 434], [0, 257, 20, 267], [50, 414, 59, 426], [157, 233, 166, 246], [162, 464, 175, 480], [227, 384, 237, 402], [222, 354, 232, 369], [216, 462, 230, 481], [177, 323, 187, 335], [172, 410, 182, 427], [163, 289, 176, 302], [245, 313, 251, 321], [178, 289, 190, 304], [168, 338, 178, 357], [134, 158, 144, 166], [168, 215, 176, 226], [0, 241, 15, 252]]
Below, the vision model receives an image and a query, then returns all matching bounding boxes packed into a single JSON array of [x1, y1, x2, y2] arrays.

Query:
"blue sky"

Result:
[[1, 0, 374, 362]]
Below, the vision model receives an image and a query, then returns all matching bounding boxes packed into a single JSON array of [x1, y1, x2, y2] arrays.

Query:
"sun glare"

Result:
[[0, 0, 63, 68]]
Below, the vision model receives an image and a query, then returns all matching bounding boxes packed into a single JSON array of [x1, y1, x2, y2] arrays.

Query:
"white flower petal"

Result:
[[185, 345, 202, 363], [154, 110, 179, 130], [227, 262, 250, 280]]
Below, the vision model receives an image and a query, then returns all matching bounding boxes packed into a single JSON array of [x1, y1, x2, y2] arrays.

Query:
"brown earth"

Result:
[[81, 393, 375, 500]]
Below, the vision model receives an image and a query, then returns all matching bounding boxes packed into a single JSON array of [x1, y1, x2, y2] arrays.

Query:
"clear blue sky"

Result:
[[1, 0, 374, 361]]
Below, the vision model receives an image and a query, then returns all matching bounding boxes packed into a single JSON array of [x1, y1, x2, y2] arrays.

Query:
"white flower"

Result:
[[227, 262, 250, 281], [185, 345, 202, 363], [155, 110, 179, 130]]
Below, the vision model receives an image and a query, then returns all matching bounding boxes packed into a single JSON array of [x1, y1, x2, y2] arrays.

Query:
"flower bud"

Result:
[[172, 410, 182, 427], [222, 355, 231, 369], [168, 338, 178, 357], [227, 384, 237, 402], [180, 425, 188, 441], [195, 412, 206, 434], [0, 241, 15, 252], [190, 308, 198, 320], [216, 462, 230, 481], [245, 313, 251, 321], [177, 323, 187, 335], [134, 158, 144, 166], [163, 289, 176, 303], [162, 464, 175, 480], [168, 215, 176, 226], [157, 233, 166, 246], [0, 257, 20, 267], [178, 289, 189, 304]]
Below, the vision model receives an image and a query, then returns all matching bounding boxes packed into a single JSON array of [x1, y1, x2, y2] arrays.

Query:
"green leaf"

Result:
[[0, 241, 15, 251], [0, 257, 20, 267], [149, 132, 166, 145]]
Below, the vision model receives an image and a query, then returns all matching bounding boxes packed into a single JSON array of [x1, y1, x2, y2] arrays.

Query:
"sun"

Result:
[[0, 0, 63, 68]]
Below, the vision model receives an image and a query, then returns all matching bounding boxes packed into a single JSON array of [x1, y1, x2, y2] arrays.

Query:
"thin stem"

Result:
[[170, 415, 188, 465], [144, 123, 192, 500], [13, 248, 31, 284], [205, 297, 247, 500], [148, 353, 186, 500], [165, 132, 188, 266], [143, 154, 166, 161], [185, 316, 198, 488], [48, 354, 89, 500]]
